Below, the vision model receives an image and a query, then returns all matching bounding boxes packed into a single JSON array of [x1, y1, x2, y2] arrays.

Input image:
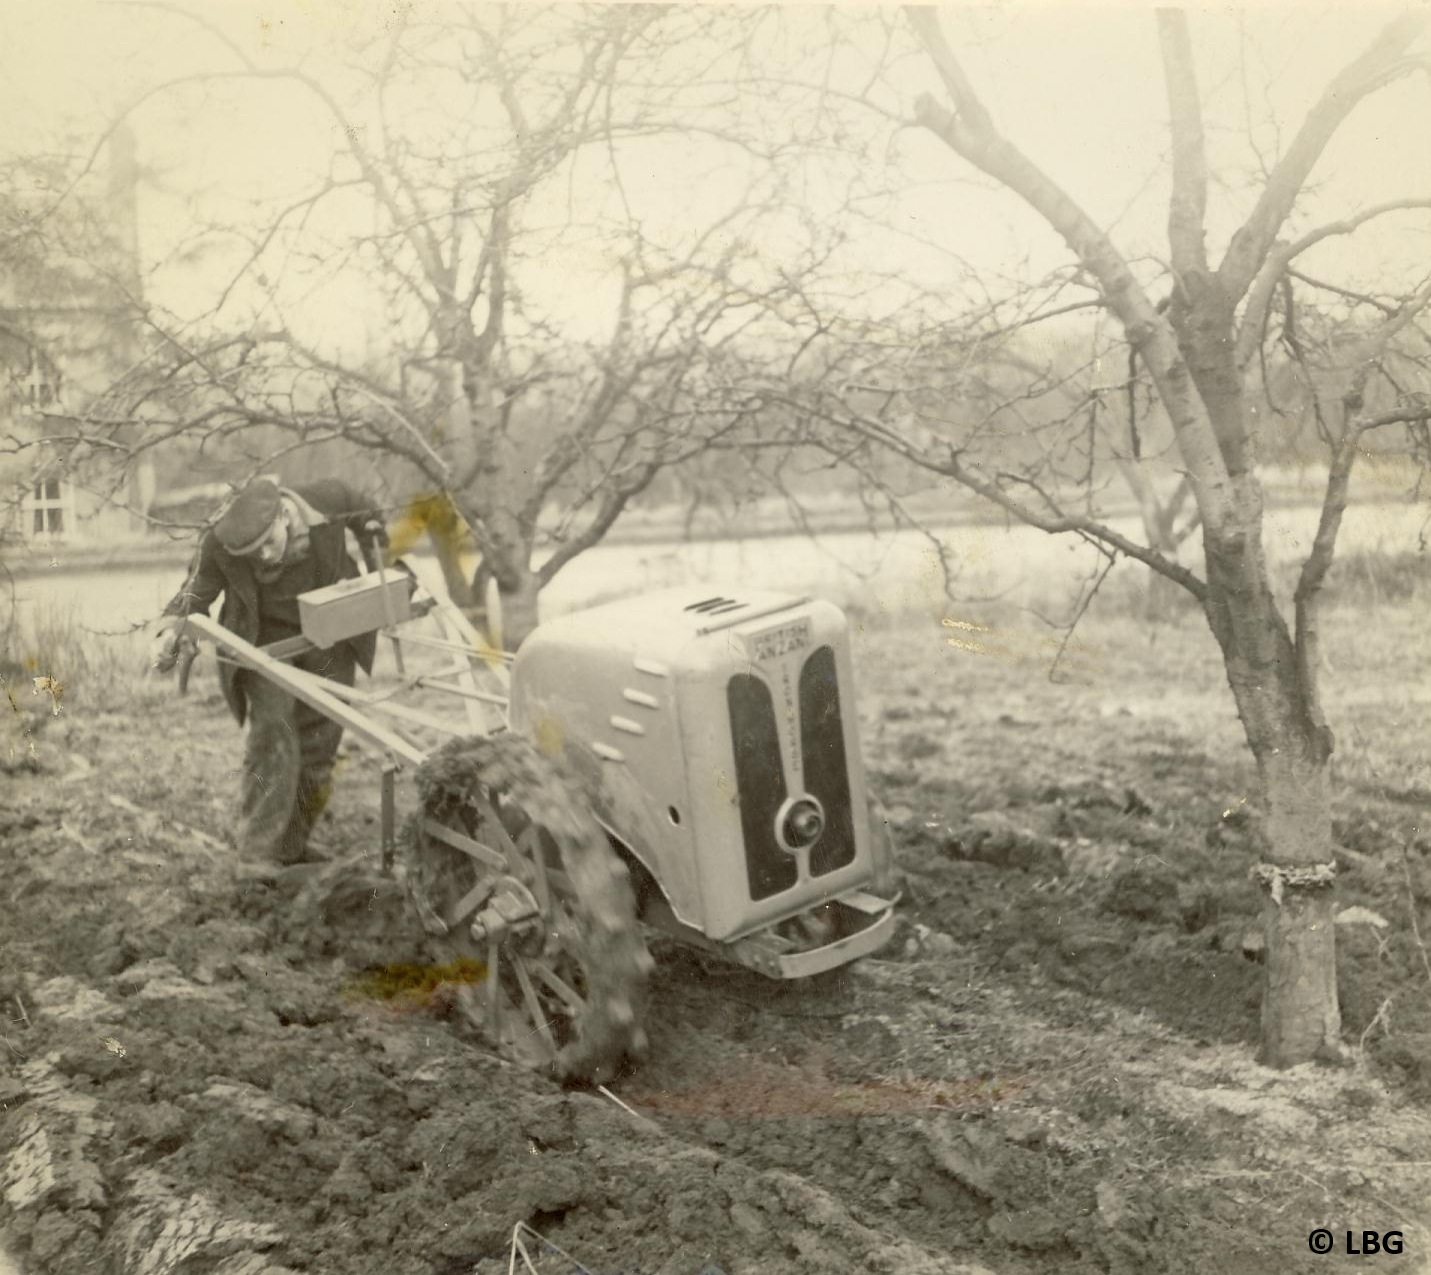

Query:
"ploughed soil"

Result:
[[3, 590, 1431, 1275]]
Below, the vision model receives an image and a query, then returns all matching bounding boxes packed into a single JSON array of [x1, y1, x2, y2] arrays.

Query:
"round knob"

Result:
[[783, 798, 825, 849]]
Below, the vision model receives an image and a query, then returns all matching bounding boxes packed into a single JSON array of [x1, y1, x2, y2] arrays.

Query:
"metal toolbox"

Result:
[[298, 573, 411, 648]]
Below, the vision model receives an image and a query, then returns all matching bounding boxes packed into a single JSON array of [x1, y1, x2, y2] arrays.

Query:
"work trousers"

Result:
[[235, 644, 357, 863]]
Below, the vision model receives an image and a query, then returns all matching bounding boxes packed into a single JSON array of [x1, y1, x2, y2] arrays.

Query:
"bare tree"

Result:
[[748, 8, 1431, 1066], [10, 5, 836, 644]]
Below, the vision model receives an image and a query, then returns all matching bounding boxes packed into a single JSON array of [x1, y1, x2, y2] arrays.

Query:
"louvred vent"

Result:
[[684, 596, 748, 616]]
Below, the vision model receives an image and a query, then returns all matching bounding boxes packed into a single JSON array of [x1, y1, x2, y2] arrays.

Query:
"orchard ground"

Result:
[[2, 553, 1430, 1275]]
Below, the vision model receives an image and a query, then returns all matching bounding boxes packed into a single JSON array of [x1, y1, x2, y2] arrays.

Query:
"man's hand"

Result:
[[359, 518, 390, 572], [149, 628, 181, 673], [148, 626, 196, 674]]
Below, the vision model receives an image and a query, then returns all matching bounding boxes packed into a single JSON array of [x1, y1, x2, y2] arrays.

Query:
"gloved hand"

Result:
[[149, 628, 180, 673], [360, 519, 392, 574], [148, 626, 196, 674]]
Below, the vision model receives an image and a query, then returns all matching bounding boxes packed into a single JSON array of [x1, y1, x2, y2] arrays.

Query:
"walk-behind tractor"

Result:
[[176, 578, 898, 1082]]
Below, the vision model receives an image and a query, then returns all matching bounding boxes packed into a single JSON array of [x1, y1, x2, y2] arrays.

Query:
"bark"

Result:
[[1256, 752, 1340, 1066], [1171, 284, 1251, 477], [496, 567, 542, 651], [459, 433, 538, 650], [450, 489, 538, 649], [1157, 11, 1253, 476], [1201, 512, 1340, 1064], [1158, 11, 1209, 280]]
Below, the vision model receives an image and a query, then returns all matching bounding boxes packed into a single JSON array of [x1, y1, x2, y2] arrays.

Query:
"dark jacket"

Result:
[[163, 479, 385, 724]]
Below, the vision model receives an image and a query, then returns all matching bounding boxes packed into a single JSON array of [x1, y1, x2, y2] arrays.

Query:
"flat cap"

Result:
[[214, 479, 282, 555]]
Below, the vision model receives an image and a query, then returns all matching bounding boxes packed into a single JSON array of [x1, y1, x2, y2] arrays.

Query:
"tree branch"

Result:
[[1357, 405, 1431, 432], [767, 386, 1208, 599], [1217, 12, 1428, 303], [1158, 10, 1210, 281], [905, 5, 1234, 531], [1236, 197, 1431, 363]]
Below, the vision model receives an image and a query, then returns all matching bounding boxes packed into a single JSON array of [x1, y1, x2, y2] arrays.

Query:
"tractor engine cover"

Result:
[[509, 586, 877, 944]]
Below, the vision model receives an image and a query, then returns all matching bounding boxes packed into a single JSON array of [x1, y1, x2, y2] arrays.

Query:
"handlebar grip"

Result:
[[174, 636, 199, 695]]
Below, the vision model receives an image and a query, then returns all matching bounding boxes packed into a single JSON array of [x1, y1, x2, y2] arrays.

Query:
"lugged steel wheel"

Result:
[[402, 734, 652, 1083]]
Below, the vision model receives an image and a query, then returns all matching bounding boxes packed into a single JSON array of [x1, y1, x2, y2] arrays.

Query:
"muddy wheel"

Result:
[[402, 734, 652, 1083]]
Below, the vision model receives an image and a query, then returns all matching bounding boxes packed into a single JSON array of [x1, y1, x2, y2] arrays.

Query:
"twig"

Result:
[[596, 1083, 645, 1121], [507, 1220, 592, 1275], [1400, 843, 1431, 987], [1047, 552, 1119, 684], [13, 993, 30, 1028], [1355, 995, 1394, 1070]]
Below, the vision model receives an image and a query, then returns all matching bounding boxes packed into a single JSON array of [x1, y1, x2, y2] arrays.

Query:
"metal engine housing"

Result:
[[509, 585, 892, 960]]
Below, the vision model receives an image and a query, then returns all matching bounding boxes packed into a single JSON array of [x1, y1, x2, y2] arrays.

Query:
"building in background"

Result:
[[0, 124, 154, 551]]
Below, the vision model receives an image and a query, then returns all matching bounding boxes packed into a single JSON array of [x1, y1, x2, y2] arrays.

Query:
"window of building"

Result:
[[14, 348, 61, 415], [26, 478, 70, 538]]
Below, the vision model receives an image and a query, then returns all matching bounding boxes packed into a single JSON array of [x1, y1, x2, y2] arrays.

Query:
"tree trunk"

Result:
[[901, 3, 1425, 1068], [496, 569, 541, 651], [1255, 750, 1340, 1066], [1202, 506, 1341, 1067], [1113, 462, 1196, 624]]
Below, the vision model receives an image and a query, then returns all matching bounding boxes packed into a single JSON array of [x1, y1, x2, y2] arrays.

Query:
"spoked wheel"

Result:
[[402, 734, 652, 1083]]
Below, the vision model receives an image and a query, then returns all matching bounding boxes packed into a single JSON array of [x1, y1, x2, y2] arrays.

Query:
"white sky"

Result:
[[3, 2, 1428, 355]]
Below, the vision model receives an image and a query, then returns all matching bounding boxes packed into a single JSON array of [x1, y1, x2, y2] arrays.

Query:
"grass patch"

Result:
[[1316, 546, 1430, 608], [2, 593, 165, 716]]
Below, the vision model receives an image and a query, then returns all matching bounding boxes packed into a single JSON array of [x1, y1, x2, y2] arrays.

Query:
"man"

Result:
[[150, 476, 394, 866]]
